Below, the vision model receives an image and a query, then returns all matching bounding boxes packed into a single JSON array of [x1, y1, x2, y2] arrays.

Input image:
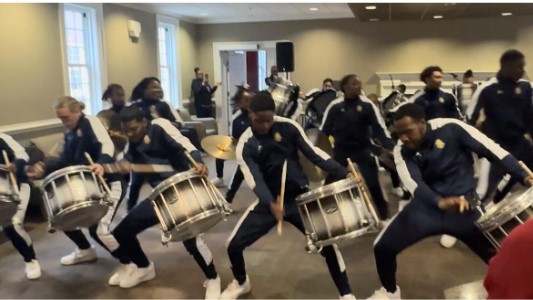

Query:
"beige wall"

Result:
[[179, 20, 199, 101], [103, 4, 158, 100], [0, 4, 64, 126], [197, 16, 533, 95]]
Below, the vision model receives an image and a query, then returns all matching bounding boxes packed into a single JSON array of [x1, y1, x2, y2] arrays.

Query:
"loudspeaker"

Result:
[[276, 42, 294, 72]]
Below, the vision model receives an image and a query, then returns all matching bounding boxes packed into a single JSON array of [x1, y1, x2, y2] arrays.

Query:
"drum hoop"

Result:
[[42, 165, 94, 187], [149, 170, 199, 200], [296, 178, 358, 204], [476, 186, 533, 230]]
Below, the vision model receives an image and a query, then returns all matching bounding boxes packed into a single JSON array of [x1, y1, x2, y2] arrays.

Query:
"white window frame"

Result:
[[156, 15, 181, 108], [59, 3, 107, 115]]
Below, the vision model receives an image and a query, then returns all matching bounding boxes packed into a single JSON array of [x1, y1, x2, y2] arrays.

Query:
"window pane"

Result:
[[74, 12, 83, 30]]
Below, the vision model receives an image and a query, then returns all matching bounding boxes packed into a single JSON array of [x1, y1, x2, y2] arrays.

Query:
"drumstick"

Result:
[[183, 151, 231, 205], [102, 163, 174, 173], [277, 159, 288, 236], [84, 152, 112, 195], [519, 160, 533, 177], [347, 158, 381, 226], [2, 150, 19, 195]]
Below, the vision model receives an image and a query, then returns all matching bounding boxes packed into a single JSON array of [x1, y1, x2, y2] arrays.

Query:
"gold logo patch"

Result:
[[144, 135, 151, 144], [274, 132, 282, 142], [435, 139, 445, 149], [515, 87, 522, 95], [439, 97, 445, 103], [76, 129, 82, 138], [357, 105, 363, 112]]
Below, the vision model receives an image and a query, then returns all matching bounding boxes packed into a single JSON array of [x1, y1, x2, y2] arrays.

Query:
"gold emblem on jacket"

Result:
[[76, 129, 82, 138], [144, 135, 151, 144], [274, 132, 282, 142], [515, 87, 522, 95], [357, 105, 363, 112], [439, 97, 445, 103], [435, 139, 445, 149]]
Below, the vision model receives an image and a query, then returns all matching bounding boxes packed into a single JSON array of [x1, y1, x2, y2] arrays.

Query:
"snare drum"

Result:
[[150, 171, 228, 243], [476, 186, 533, 249], [40, 165, 110, 232], [296, 178, 378, 248], [0, 166, 18, 225]]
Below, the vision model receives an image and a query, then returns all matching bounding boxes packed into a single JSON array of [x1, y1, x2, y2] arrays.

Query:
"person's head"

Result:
[[232, 86, 254, 111], [270, 65, 278, 76], [340, 74, 362, 98], [54, 96, 85, 130], [131, 77, 163, 101], [322, 78, 334, 90], [420, 66, 443, 89], [249, 92, 276, 135], [463, 70, 475, 84], [195, 67, 204, 80], [500, 49, 525, 82], [398, 84, 407, 94], [393, 103, 427, 150], [102, 84, 125, 107], [119, 106, 148, 144]]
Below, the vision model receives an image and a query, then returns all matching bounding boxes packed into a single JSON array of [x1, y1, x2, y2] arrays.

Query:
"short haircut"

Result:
[[340, 74, 357, 93], [500, 49, 524, 66], [323, 78, 333, 85], [393, 103, 426, 122], [54, 96, 85, 112], [463, 69, 474, 79], [420, 66, 443, 82], [249, 92, 275, 113], [102, 83, 124, 101], [119, 106, 146, 123]]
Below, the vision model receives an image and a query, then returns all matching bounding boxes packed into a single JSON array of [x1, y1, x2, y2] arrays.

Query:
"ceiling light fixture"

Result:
[[370, 18, 379, 21], [309, 7, 318, 11], [501, 12, 513, 16], [365, 5, 377, 10], [433, 15, 443, 19], [200, 12, 208, 16]]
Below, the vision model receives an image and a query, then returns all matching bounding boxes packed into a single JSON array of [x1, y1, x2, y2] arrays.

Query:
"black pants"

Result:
[[329, 149, 389, 219], [195, 105, 213, 118], [226, 200, 352, 296], [111, 198, 217, 279], [373, 200, 495, 293], [226, 166, 244, 203], [215, 158, 224, 178]]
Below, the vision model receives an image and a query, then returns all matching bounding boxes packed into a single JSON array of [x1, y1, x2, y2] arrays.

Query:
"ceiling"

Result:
[[349, 3, 533, 22], [118, 3, 354, 24]]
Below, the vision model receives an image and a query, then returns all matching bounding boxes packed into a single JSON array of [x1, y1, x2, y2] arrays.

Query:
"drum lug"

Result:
[[48, 225, 56, 234], [161, 231, 172, 246], [305, 233, 322, 253]]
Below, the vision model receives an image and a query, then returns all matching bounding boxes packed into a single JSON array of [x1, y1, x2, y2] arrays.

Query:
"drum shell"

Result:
[[150, 171, 225, 242], [296, 178, 375, 247], [40, 165, 108, 231]]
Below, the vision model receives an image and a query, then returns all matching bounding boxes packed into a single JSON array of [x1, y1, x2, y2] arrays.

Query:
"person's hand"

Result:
[[8, 163, 17, 173], [270, 199, 284, 222], [438, 196, 470, 213], [524, 175, 533, 187], [27, 162, 45, 179], [193, 163, 209, 178], [89, 163, 104, 177], [347, 170, 363, 184]]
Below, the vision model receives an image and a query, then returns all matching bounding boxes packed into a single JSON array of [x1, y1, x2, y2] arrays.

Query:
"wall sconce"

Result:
[[127, 20, 141, 41]]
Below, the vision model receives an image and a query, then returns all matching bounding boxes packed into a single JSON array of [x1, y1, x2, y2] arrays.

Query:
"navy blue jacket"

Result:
[[411, 88, 463, 120], [394, 118, 527, 208], [230, 109, 250, 140], [320, 96, 394, 151], [237, 116, 348, 207], [45, 115, 115, 179], [0, 132, 29, 184], [124, 118, 203, 203], [467, 74, 533, 146]]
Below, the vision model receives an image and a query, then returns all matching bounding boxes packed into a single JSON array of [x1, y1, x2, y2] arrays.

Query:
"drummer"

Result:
[[220, 92, 356, 299], [102, 106, 222, 298], [367, 103, 533, 299], [27, 96, 123, 267], [0, 132, 41, 279], [320, 74, 395, 220]]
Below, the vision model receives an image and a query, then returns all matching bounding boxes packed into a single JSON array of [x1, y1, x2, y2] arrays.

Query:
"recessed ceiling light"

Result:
[[433, 15, 443, 19], [309, 7, 318, 11], [370, 18, 379, 22], [200, 12, 208, 16], [365, 5, 377, 10], [502, 12, 513, 16]]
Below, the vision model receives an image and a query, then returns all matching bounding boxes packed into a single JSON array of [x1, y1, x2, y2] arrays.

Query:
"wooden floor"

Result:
[[0, 158, 490, 299]]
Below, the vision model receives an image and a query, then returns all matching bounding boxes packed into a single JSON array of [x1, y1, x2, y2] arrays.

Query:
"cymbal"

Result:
[[299, 128, 333, 182], [370, 144, 396, 171], [201, 135, 237, 160]]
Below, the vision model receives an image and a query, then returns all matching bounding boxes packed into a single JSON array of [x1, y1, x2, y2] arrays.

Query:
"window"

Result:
[[61, 4, 104, 115], [158, 22, 179, 107]]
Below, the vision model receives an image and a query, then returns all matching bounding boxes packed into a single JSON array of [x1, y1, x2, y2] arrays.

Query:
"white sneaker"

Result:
[[440, 235, 457, 248], [223, 203, 234, 215], [220, 276, 251, 299], [119, 262, 156, 288], [211, 177, 225, 187], [340, 294, 356, 299], [60, 246, 97, 265], [25, 259, 41, 280], [204, 275, 221, 299], [367, 286, 401, 299], [108, 263, 131, 286]]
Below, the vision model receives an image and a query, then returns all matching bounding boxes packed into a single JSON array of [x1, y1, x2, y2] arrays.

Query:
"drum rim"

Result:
[[476, 186, 533, 230], [296, 178, 358, 204], [160, 209, 224, 241], [42, 165, 94, 187], [48, 200, 109, 230], [312, 225, 374, 247], [149, 170, 200, 200]]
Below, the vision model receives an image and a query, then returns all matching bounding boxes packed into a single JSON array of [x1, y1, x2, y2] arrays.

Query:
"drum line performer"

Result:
[[0, 132, 41, 279], [367, 103, 533, 299], [102, 106, 222, 299], [220, 92, 356, 299]]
